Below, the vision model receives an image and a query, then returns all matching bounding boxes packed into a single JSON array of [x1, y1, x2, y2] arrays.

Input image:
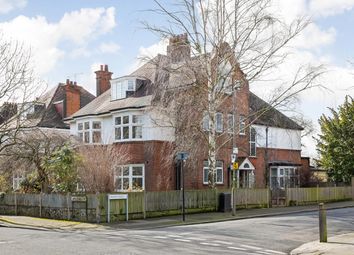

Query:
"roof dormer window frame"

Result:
[[111, 77, 137, 101]]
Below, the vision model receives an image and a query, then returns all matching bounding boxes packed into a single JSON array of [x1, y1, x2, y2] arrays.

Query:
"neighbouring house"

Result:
[[0, 79, 95, 190], [66, 34, 305, 192]]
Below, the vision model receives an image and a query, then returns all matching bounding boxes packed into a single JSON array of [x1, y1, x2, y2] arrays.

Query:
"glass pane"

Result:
[[216, 161, 223, 168], [285, 169, 289, 176], [115, 128, 121, 140], [123, 166, 129, 176], [84, 132, 90, 143], [84, 122, 90, 130], [250, 143, 256, 156], [123, 126, 129, 139], [115, 166, 122, 177], [239, 116, 245, 134], [78, 132, 83, 141], [203, 168, 209, 183], [123, 115, 129, 124], [250, 127, 256, 141], [279, 177, 284, 188], [271, 168, 277, 177], [280, 169, 284, 175], [132, 166, 143, 176], [216, 169, 223, 183], [202, 113, 209, 131], [92, 131, 101, 143], [115, 116, 121, 125], [271, 177, 278, 188], [128, 80, 134, 90], [78, 123, 83, 130], [123, 178, 129, 190], [116, 178, 122, 190], [132, 178, 143, 190], [132, 115, 142, 124], [228, 114, 233, 132], [203, 161, 208, 167], [215, 113, 223, 132], [132, 126, 142, 139], [93, 121, 101, 129]]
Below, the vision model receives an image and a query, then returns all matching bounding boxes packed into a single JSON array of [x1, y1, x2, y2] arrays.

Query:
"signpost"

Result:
[[231, 150, 238, 216], [177, 152, 189, 222], [107, 194, 128, 223]]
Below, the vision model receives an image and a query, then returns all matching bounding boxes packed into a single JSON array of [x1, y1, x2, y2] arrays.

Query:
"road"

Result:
[[1, 207, 354, 255]]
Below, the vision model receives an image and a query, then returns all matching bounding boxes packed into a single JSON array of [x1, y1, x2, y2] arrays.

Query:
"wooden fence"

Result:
[[286, 186, 352, 205], [0, 186, 352, 222]]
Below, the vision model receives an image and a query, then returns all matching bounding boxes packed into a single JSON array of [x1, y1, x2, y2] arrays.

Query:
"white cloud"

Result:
[[0, 0, 26, 14], [309, 0, 354, 17], [99, 42, 120, 54], [0, 7, 116, 76]]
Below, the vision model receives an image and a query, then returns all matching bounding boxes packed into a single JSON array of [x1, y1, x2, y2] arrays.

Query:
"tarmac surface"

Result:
[[1, 200, 353, 254]]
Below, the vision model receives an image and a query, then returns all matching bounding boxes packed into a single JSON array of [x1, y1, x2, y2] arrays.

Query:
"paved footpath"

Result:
[[291, 233, 354, 255]]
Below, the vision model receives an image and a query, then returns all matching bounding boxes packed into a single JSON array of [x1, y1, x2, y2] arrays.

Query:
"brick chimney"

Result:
[[64, 79, 81, 117], [95, 64, 113, 97], [167, 33, 191, 63]]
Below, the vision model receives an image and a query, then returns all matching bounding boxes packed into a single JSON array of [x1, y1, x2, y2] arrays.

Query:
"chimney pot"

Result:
[[66, 79, 70, 85], [100, 65, 103, 71], [105, 64, 108, 71]]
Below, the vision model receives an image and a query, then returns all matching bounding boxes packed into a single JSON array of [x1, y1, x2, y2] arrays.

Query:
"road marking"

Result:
[[227, 246, 247, 251], [0, 241, 14, 244], [240, 244, 262, 250], [254, 251, 275, 255], [167, 234, 182, 238], [174, 239, 191, 243], [213, 240, 233, 245], [185, 237, 206, 241], [153, 236, 168, 239], [264, 250, 287, 255], [200, 242, 220, 247]]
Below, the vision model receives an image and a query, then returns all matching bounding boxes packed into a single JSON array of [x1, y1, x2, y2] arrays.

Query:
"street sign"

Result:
[[231, 154, 237, 163], [233, 147, 239, 154], [233, 162, 239, 170], [71, 196, 87, 202], [177, 152, 189, 161], [108, 194, 128, 200]]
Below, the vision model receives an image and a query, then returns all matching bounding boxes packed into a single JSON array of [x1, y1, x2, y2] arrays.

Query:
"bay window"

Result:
[[114, 114, 143, 141], [77, 120, 102, 144]]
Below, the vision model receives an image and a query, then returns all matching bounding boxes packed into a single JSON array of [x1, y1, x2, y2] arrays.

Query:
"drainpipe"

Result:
[[265, 126, 269, 187]]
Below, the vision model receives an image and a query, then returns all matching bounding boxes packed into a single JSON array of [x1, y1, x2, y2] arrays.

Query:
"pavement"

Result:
[[0, 200, 354, 254], [291, 233, 354, 255]]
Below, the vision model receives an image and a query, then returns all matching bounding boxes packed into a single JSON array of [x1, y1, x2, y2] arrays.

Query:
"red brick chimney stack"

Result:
[[167, 33, 191, 63], [64, 79, 81, 117], [95, 64, 113, 97]]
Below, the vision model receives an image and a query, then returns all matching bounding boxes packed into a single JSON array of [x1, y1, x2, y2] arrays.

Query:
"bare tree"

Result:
[[143, 0, 324, 187], [77, 145, 129, 193], [0, 35, 44, 153]]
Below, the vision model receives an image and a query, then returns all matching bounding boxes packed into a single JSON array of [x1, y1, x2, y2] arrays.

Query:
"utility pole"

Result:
[[177, 152, 189, 222]]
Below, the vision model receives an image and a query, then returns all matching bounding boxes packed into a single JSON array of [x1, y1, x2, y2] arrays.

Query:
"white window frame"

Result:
[[114, 114, 143, 142], [270, 166, 299, 189], [111, 79, 136, 100], [114, 164, 145, 191], [202, 112, 209, 131], [203, 161, 223, 185], [215, 112, 223, 133], [249, 126, 256, 157], [77, 119, 102, 144], [239, 115, 246, 135]]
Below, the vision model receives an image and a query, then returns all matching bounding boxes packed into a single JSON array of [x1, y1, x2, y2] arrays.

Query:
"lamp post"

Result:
[[231, 81, 242, 216], [177, 152, 189, 221]]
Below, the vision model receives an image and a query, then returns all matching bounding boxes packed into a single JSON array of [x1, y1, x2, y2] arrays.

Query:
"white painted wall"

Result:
[[69, 108, 175, 144], [253, 124, 301, 151]]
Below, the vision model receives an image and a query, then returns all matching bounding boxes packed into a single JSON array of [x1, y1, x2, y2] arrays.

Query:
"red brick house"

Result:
[[67, 35, 304, 192]]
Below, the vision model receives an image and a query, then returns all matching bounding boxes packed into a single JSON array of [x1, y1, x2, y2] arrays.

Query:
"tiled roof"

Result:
[[249, 92, 303, 130]]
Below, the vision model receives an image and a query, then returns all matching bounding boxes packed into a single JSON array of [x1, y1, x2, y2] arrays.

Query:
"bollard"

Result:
[[319, 203, 327, 242]]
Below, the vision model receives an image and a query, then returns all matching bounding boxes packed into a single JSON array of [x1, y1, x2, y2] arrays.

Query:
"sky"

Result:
[[0, 0, 353, 158]]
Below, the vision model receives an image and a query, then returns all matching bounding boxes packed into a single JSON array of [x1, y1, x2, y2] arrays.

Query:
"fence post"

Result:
[[142, 190, 146, 219], [39, 192, 42, 218], [316, 184, 319, 203], [66, 193, 71, 220], [267, 188, 270, 208], [14, 192, 17, 216], [319, 203, 327, 242], [334, 183, 337, 201], [96, 192, 101, 224]]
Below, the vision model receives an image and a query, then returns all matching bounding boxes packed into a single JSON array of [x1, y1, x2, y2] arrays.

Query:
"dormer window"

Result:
[[111, 78, 137, 100]]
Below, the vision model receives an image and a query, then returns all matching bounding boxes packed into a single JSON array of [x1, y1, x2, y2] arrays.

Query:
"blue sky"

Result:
[[0, 0, 353, 157]]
